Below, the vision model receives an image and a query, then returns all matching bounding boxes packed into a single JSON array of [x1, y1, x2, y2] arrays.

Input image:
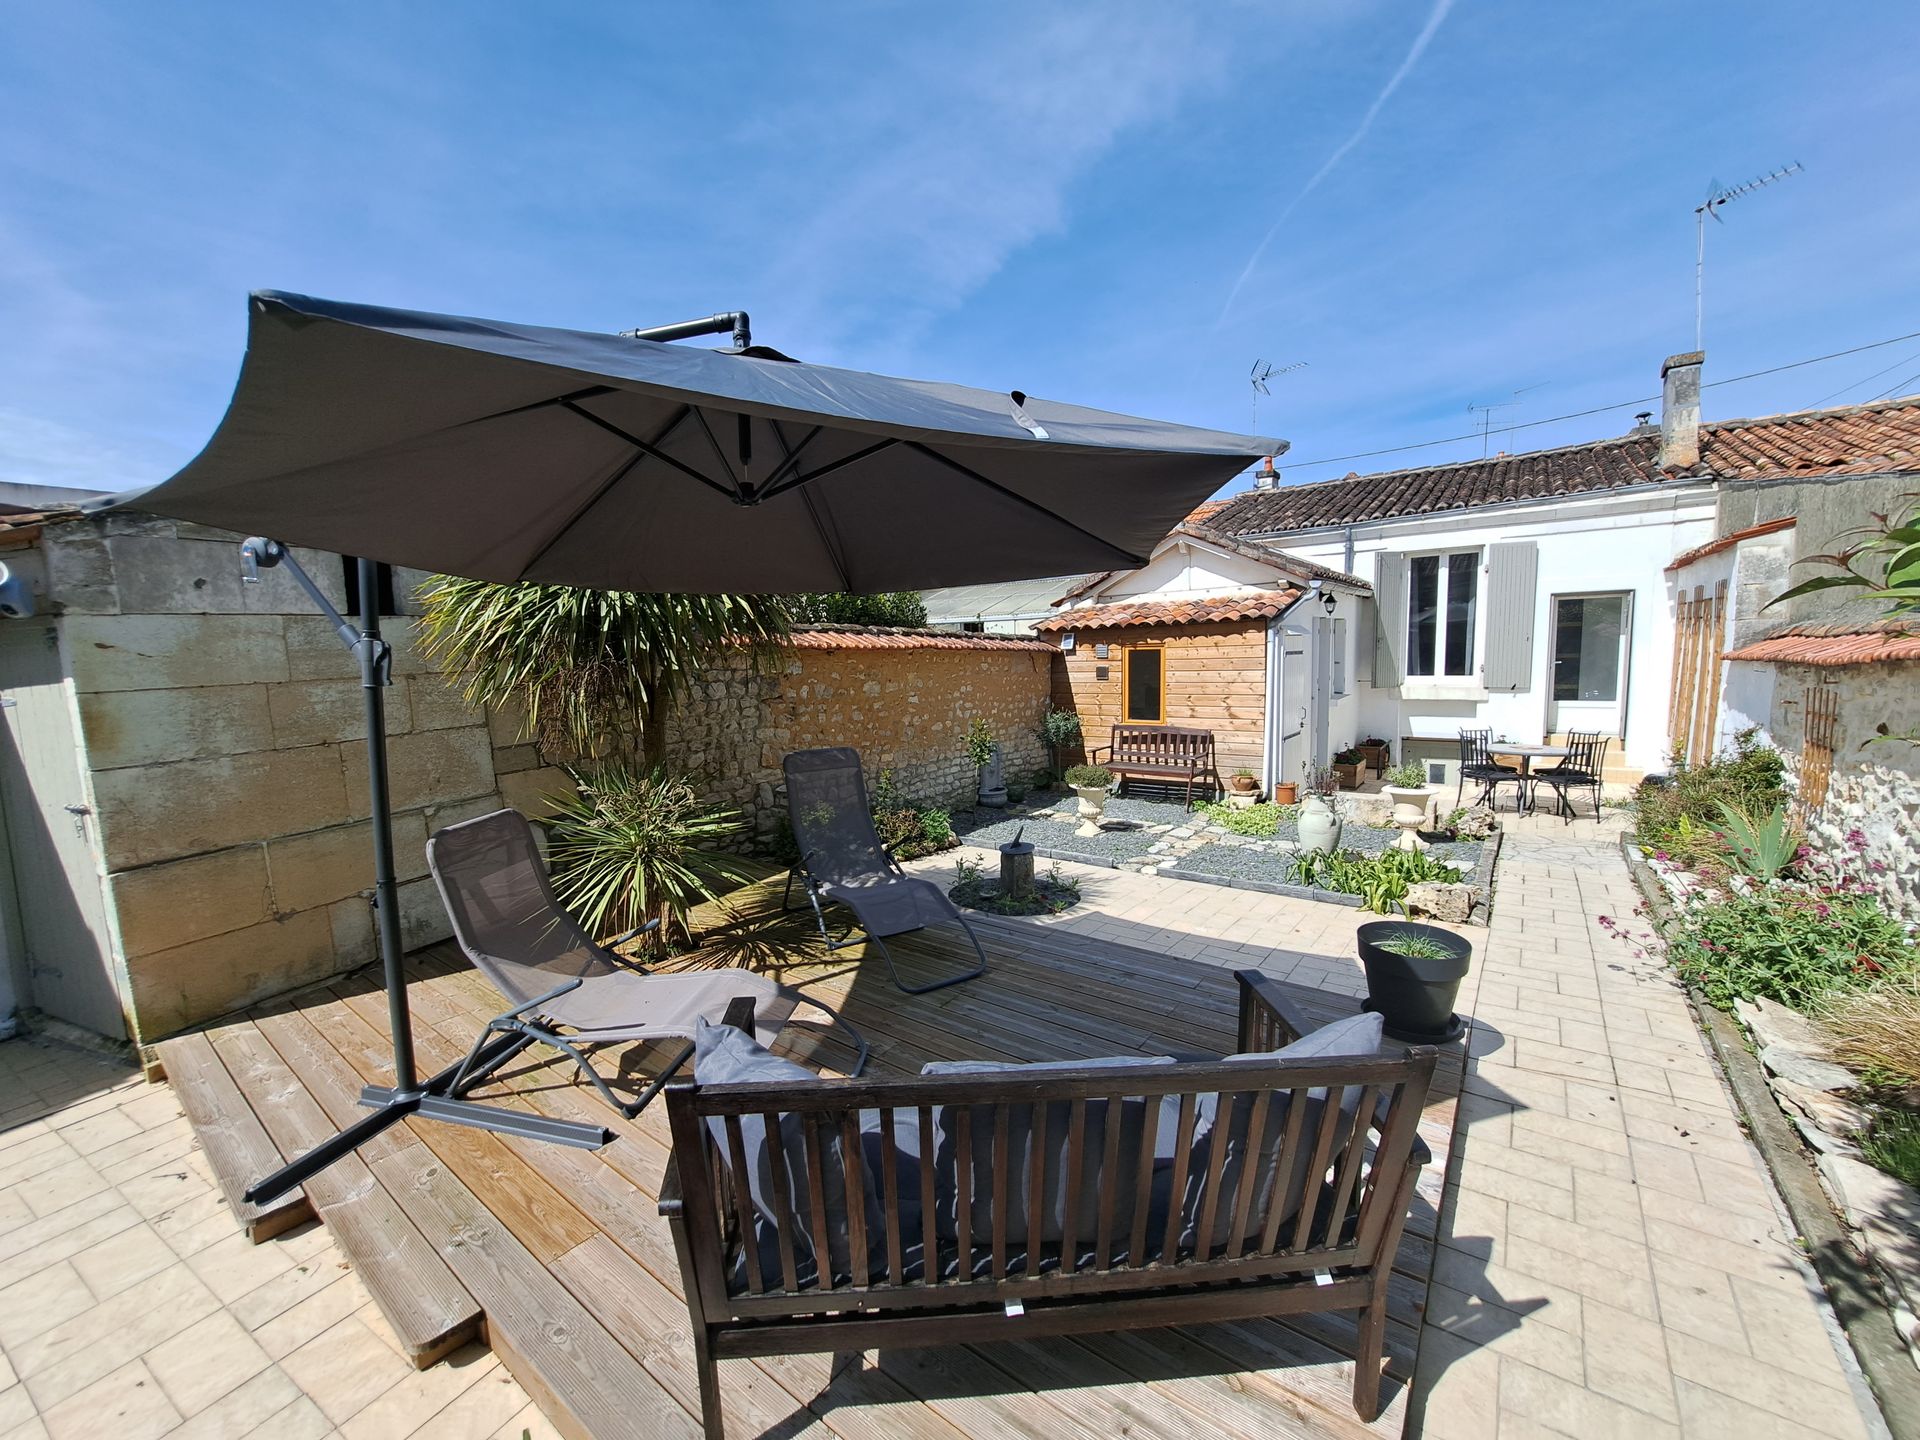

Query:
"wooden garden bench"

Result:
[[660, 975, 1438, 1437], [1090, 723, 1217, 808]]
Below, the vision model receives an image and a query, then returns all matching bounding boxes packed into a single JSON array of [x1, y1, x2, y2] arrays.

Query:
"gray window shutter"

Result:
[[1484, 541, 1538, 691], [1372, 554, 1407, 687]]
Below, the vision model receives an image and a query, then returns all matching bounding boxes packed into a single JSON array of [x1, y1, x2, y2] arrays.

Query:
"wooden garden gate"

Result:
[[1668, 580, 1728, 766]]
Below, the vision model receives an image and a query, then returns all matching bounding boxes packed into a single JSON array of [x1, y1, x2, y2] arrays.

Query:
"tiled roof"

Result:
[[1666, 516, 1796, 571], [1208, 395, 1920, 535], [1032, 590, 1301, 632], [1723, 621, 1920, 667], [787, 624, 1055, 653], [1052, 523, 1368, 606]]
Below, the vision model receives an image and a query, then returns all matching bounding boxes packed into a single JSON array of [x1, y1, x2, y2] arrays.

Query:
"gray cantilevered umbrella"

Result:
[[102, 291, 1282, 1201]]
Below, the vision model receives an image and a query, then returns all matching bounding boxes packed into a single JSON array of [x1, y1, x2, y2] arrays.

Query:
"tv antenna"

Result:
[[1694, 162, 1801, 351], [1467, 382, 1549, 457], [1251, 358, 1307, 433]]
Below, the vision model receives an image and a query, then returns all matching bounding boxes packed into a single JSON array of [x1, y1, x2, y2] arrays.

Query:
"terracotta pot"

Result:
[[1272, 781, 1299, 805], [1228, 774, 1259, 794]]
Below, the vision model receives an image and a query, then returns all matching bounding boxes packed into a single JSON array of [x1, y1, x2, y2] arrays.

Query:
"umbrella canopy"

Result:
[[107, 292, 1281, 594]]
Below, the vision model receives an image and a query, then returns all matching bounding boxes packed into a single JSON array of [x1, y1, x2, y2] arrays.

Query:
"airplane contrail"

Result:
[[1217, 0, 1457, 324]]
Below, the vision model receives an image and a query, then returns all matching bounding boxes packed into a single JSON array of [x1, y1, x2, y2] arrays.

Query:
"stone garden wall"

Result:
[[1763, 658, 1920, 926], [656, 634, 1055, 849]]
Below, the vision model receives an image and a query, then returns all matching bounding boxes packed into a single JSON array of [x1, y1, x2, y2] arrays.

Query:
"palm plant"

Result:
[[544, 763, 755, 950], [418, 577, 791, 763]]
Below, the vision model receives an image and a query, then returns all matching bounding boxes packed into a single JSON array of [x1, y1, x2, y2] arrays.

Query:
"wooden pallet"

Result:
[[162, 872, 1462, 1438]]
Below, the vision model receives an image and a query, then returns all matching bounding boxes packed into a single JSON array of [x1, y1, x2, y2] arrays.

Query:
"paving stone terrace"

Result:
[[0, 807, 1888, 1440]]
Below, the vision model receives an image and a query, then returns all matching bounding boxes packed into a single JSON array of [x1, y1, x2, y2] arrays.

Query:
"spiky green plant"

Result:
[[1706, 800, 1801, 881], [544, 764, 754, 950], [418, 578, 790, 763]]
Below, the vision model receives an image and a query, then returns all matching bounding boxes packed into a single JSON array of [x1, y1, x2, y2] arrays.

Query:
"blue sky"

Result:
[[4, 1, 1918, 497]]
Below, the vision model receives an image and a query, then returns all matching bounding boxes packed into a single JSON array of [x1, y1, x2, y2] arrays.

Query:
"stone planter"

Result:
[[1383, 785, 1433, 852], [1296, 794, 1341, 854], [1073, 785, 1109, 837], [1357, 920, 1472, 1042]]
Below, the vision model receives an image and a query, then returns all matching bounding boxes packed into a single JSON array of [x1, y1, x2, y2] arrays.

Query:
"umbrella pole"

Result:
[[235, 540, 612, 1206]]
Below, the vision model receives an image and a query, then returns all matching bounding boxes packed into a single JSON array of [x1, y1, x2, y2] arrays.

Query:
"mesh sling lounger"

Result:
[[429, 808, 867, 1119], [781, 747, 987, 995]]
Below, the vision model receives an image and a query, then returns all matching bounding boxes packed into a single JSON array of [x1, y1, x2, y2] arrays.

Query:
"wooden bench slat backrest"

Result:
[[1106, 725, 1214, 768], [666, 1049, 1437, 1318]]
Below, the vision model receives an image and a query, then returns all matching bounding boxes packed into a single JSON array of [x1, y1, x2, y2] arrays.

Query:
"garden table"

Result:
[[1491, 743, 1569, 814]]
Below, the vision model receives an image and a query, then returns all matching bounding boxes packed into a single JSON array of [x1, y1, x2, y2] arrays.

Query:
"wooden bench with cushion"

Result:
[[660, 974, 1438, 1437], [1090, 723, 1218, 808]]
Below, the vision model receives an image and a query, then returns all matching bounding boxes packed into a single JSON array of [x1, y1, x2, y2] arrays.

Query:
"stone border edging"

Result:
[[1619, 835, 1920, 1440]]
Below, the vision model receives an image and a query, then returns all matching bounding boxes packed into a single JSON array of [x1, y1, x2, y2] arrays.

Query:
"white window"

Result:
[[1331, 617, 1348, 693], [1406, 550, 1479, 679]]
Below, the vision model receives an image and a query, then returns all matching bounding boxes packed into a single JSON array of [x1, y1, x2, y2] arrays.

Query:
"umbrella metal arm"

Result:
[[236, 540, 613, 1207], [619, 310, 751, 350]]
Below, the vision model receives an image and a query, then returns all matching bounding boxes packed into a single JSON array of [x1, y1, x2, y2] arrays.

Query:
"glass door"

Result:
[[1548, 592, 1631, 736]]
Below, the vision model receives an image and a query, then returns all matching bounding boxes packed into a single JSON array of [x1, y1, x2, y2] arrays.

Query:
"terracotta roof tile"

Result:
[[1666, 516, 1796, 571], [1723, 621, 1920, 667], [1033, 589, 1301, 632], [787, 625, 1054, 653], [1208, 395, 1920, 535]]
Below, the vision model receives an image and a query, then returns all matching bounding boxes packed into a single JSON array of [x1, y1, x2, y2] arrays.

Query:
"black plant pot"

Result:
[[1357, 920, 1472, 1043]]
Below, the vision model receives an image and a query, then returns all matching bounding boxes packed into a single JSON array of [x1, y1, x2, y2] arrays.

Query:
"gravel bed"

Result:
[[951, 808, 1162, 863]]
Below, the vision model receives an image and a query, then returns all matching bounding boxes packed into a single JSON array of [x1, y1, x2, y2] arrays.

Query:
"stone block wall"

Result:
[[1763, 658, 1920, 926], [658, 641, 1054, 846], [28, 514, 504, 1044]]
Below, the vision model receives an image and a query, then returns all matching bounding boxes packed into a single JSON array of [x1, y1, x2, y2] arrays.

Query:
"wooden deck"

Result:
[[158, 875, 1462, 1440]]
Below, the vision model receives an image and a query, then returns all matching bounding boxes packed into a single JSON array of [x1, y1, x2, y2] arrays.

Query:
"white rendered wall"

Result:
[[1258, 484, 1716, 773]]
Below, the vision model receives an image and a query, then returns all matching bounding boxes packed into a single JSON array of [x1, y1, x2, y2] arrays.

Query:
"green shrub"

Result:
[[786, 591, 928, 626], [1290, 847, 1462, 913], [1195, 800, 1298, 837], [1065, 764, 1113, 788], [1384, 762, 1427, 789], [1667, 884, 1918, 1011], [918, 807, 955, 849], [965, 717, 996, 770], [545, 764, 754, 950], [1039, 704, 1083, 750], [1632, 730, 1786, 875]]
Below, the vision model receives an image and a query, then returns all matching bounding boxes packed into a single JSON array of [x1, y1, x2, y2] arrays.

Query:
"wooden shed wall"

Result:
[[1047, 620, 1268, 779]]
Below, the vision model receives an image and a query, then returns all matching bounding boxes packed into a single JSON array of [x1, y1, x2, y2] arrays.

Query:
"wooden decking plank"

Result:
[[205, 1019, 481, 1368], [552, 1236, 834, 1440], [369, 1140, 697, 1440], [153, 1030, 313, 1242], [248, 1002, 411, 1165]]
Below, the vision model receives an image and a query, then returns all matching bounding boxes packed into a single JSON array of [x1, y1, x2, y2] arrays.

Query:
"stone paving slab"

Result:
[[0, 1037, 555, 1440]]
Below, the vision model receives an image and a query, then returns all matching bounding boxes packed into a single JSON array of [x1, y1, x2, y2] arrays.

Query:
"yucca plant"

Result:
[[418, 577, 791, 762], [1707, 800, 1800, 880], [544, 764, 754, 951]]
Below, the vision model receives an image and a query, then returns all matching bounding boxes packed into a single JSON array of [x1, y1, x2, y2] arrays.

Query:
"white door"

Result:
[[0, 623, 126, 1037], [1277, 625, 1308, 786], [1548, 592, 1632, 737]]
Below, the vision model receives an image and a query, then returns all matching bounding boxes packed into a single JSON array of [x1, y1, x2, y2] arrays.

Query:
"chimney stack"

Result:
[[1659, 351, 1703, 470], [1252, 457, 1280, 491]]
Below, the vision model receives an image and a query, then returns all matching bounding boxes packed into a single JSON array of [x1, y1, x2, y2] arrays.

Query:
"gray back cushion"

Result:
[[1180, 1009, 1387, 1252], [921, 1054, 1179, 1258]]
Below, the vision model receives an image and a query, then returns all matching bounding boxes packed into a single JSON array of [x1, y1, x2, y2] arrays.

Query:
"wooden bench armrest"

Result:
[[1233, 969, 1318, 1051], [658, 1153, 683, 1219], [1372, 1090, 1432, 1167]]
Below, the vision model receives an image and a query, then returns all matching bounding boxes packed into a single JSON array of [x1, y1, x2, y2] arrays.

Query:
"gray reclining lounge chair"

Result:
[[429, 808, 866, 1118], [781, 747, 987, 995]]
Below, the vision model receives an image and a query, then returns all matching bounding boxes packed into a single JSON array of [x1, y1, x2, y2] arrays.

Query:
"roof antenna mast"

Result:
[[1695, 163, 1802, 351], [1249, 359, 1307, 437]]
